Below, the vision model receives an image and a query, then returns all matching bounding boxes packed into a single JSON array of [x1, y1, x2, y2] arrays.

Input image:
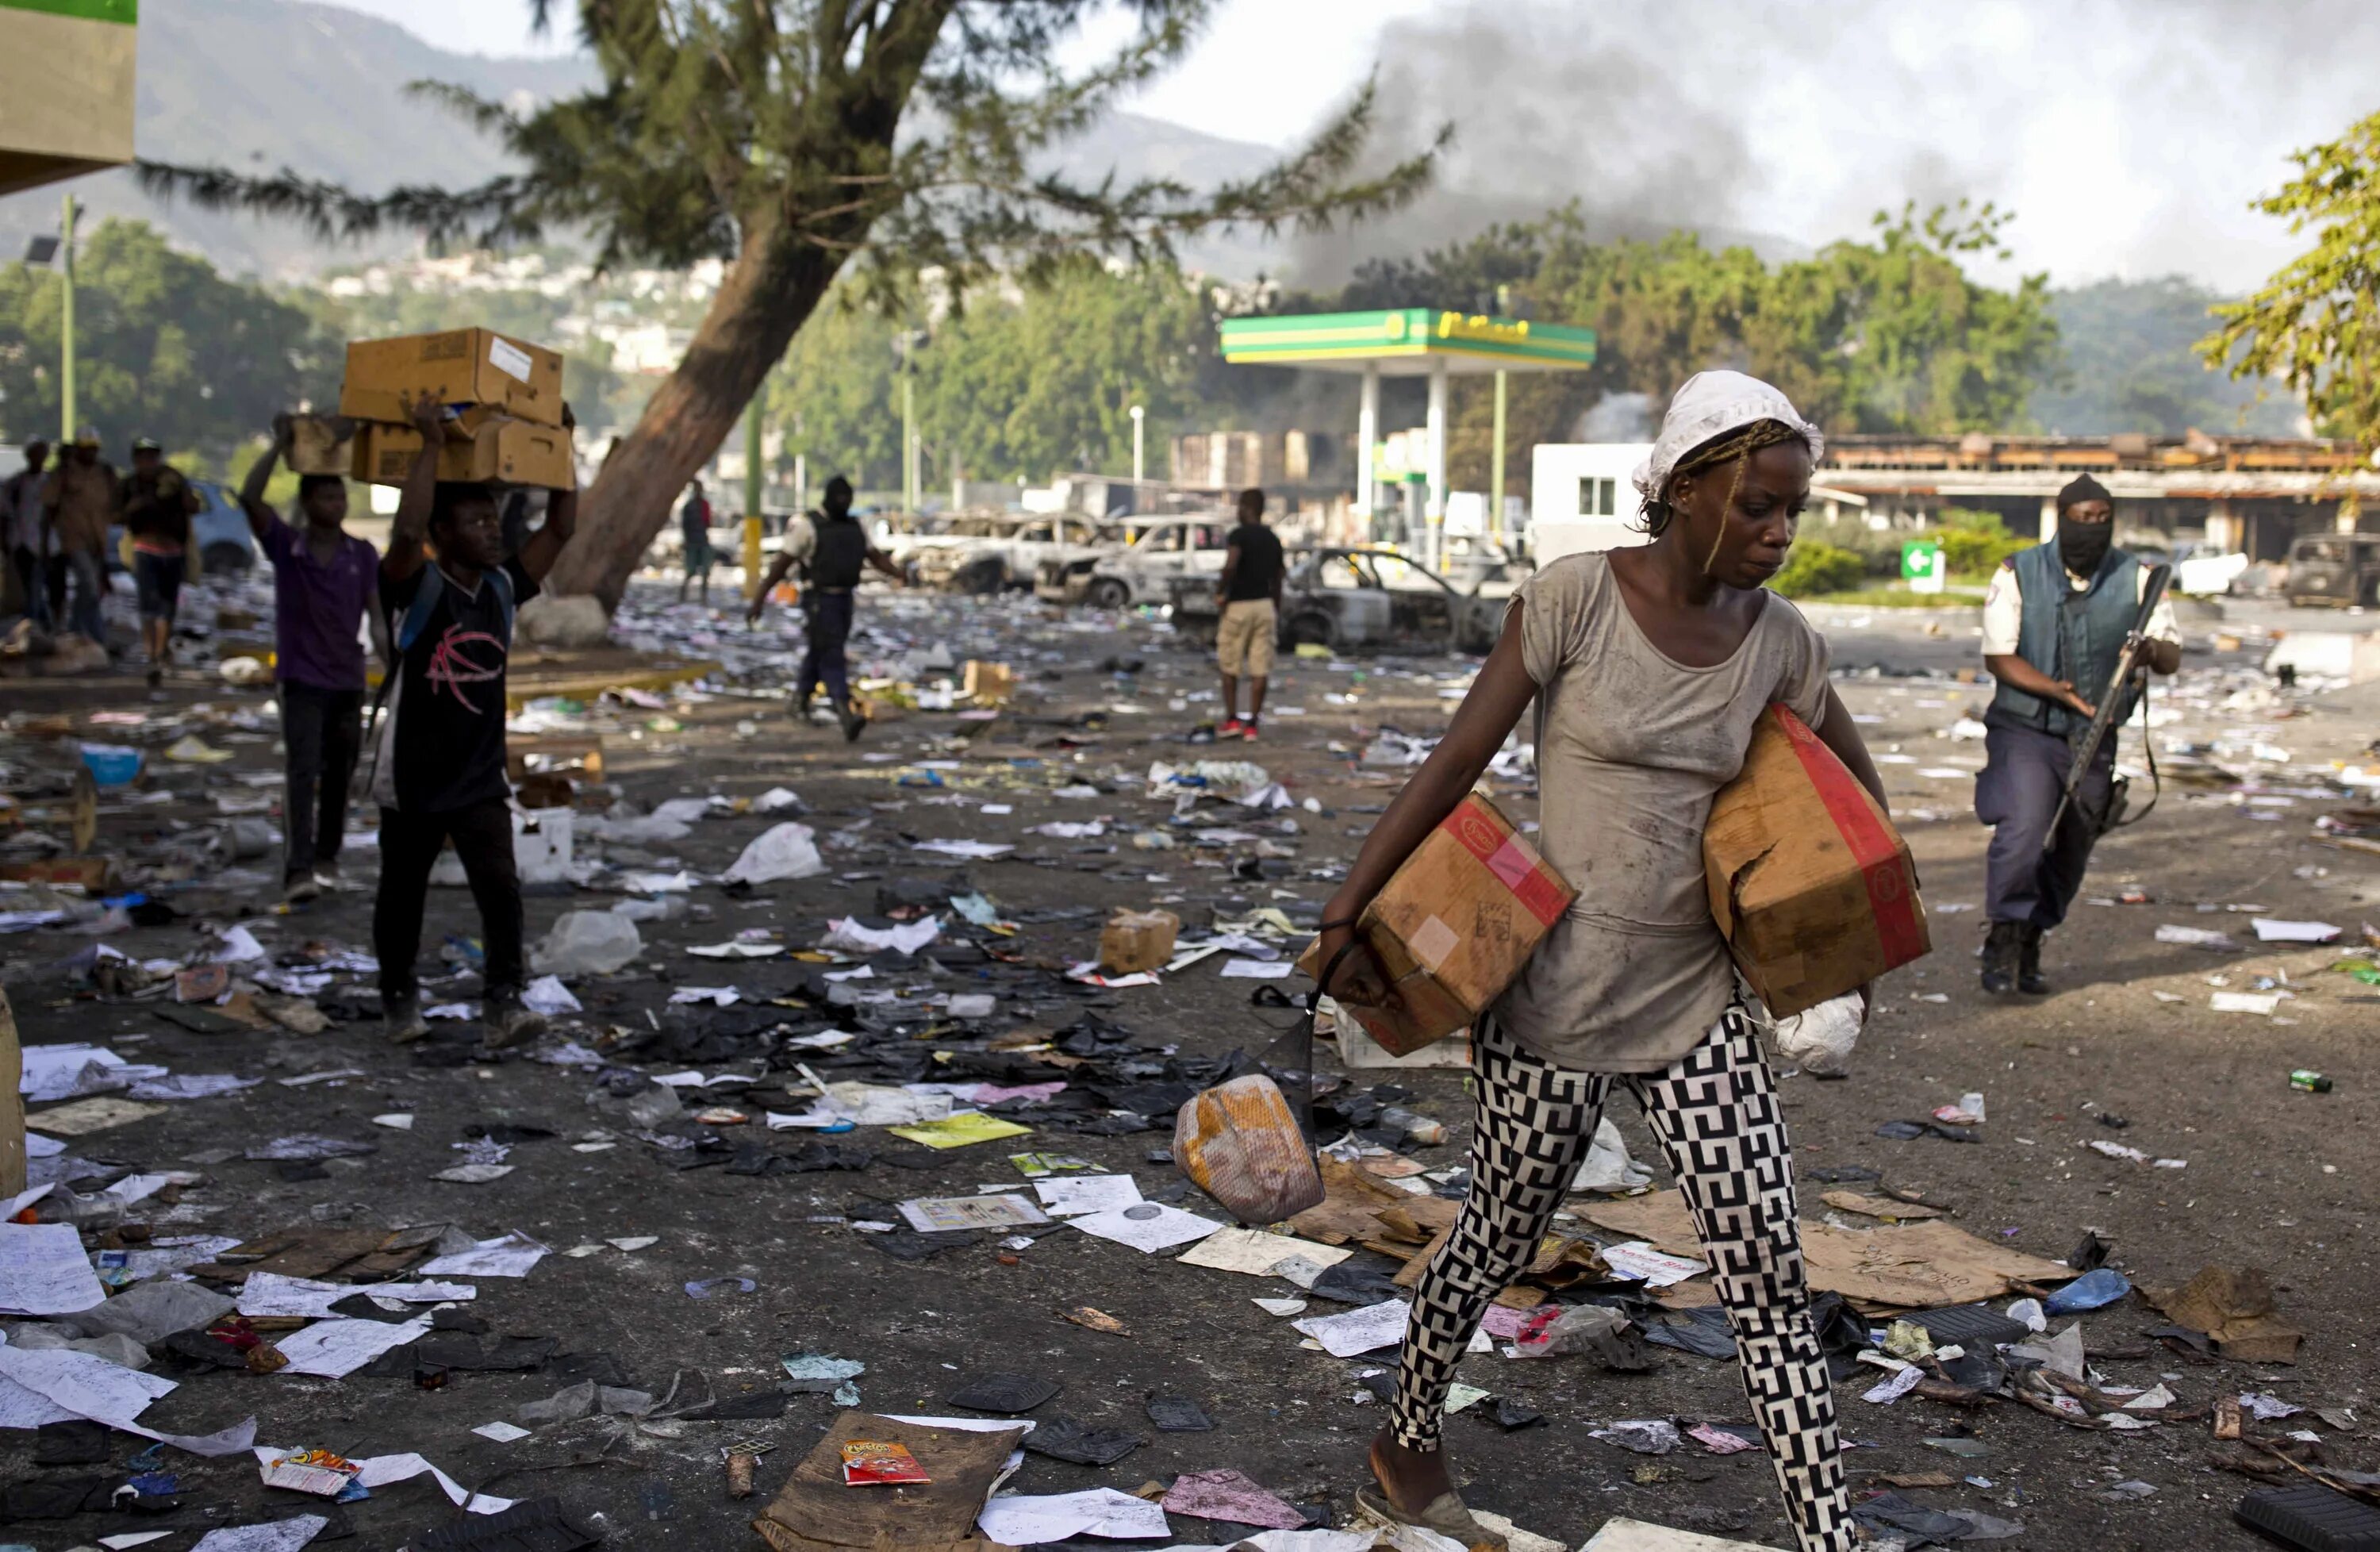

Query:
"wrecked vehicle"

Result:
[[2284, 532, 2380, 609], [1168, 546, 1504, 653], [912, 513, 1112, 594], [1035, 515, 1233, 609]]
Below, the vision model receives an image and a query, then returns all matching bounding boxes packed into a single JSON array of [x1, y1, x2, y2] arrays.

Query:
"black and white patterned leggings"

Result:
[[1390, 1007, 1851, 1552]]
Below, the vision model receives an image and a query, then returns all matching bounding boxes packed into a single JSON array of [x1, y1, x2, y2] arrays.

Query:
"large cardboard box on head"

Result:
[[1704, 704, 1929, 1018], [1296, 791, 1574, 1056], [341, 328, 567, 428], [354, 406, 578, 491]]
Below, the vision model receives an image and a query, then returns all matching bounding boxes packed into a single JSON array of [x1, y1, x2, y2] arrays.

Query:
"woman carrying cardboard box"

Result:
[[1317, 371, 1888, 1552]]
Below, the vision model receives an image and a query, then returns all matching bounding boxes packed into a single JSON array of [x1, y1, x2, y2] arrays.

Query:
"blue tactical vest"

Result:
[[1987, 540, 2143, 739]]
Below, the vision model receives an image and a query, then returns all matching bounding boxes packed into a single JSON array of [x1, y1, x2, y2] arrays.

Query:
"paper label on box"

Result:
[[1407, 914, 1458, 973], [487, 336, 535, 383]]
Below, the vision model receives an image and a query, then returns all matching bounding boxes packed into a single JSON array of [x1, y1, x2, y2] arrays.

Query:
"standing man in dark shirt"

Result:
[[5, 440, 56, 628], [371, 397, 578, 1047], [677, 480, 715, 604], [122, 437, 201, 686], [1214, 486, 1284, 741], [239, 416, 382, 905]]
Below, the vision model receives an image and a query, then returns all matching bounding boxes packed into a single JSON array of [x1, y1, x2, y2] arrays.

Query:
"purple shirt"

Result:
[[259, 517, 379, 690]]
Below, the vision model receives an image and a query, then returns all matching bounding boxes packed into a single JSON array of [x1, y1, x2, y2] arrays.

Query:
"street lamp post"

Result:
[[60, 194, 77, 444], [1129, 404, 1144, 489]]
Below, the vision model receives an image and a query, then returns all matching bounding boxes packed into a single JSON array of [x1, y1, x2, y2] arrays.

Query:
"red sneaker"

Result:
[[1238, 721, 1261, 742], [1217, 718, 1246, 739]]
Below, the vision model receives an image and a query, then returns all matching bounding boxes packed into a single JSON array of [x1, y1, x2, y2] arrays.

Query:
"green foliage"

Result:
[[0, 219, 336, 455], [1769, 540, 1866, 598], [2201, 108, 2380, 503], [769, 294, 904, 490], [2036, 277, 2301, 436], [1936, 508, 2033, 578]]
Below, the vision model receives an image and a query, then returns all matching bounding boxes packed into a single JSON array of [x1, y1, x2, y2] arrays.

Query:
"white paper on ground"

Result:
[[821, 916, 942, 955], [274, 1315, 434, 1378], [1033, 1174, 1143, 1217], [237, 1273, 353, 1318], [18, 1043, 130, 1101], [2211, 991, 2282, 1015], [0, 1221, 106, 1315], [1065, 1202, 1223, 1254], [2251, 918, 2340, 943], [913, 838, 1014, 859], [100, 1532, 176, 1550], [354, 1450, 516, 1514], [1219, 958, 1296, 979], [881, 1414, 1037, 1435], [127, 1074, 262, 1101], [979, 1487, 1173, 1543], [897, 1195, 1050, 1232], [0, 1335, 257, 1457], [522, 974, 582, 1014], [419, 1231, 549, 1278], [190, 1516, 329, 1552], [1600, 1241, 1708, 1289], [1292, 1299, 1412, 1358], [1175, 1226, 1351, 1278], [0, 1182, 55, 1220]]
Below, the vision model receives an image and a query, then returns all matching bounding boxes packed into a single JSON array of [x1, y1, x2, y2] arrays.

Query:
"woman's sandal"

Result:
[[1354, 1485, 1508, 1552]]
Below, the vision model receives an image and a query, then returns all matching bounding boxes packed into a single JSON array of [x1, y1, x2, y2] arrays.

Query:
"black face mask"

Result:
[[2059, 523, 2112, 577]]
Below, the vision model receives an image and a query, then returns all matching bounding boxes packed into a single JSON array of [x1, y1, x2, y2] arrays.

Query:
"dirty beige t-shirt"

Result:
[[1492, 552, 1833, 1073]]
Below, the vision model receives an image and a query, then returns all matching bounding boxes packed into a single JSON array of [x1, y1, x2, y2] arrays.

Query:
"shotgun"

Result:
[[2044, 561, 2171, 852]]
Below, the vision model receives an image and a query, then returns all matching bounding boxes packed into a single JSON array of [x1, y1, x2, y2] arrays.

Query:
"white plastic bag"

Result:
[[532, 911, 643, 976], [1772, 993, 1864, 1078], [1572, 1116, 1655, 1192], [723, 821, 824, 885]]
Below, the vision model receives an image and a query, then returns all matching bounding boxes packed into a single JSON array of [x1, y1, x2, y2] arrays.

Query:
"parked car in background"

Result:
[[107, 478, 255, 577], [1167, 546, 1504, 654], [913, 513, 1111, 594], [1035, 515, 1232, 608], [2284, 533, 2380, 608]]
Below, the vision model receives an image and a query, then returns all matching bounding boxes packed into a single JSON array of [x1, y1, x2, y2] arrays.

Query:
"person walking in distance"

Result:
[[747, 474, 903, 741], [4, 439, 56, 628], [1321, 373, 1884, 1552], [677, 479, 716, 604], [122, 436, 202, 686], [1214, 486, 1284, 741], [1974, 473, 2180, 994], [237, 416, 381, 905], [370, 397, 578, 1047], [41, 427, 119, 648]]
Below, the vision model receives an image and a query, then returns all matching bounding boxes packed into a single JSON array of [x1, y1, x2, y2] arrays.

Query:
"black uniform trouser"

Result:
[[374, 797, 524, 1003], [798, 588, 855, 707], [281, 682, 363, 881], [1977, 717, 2114, 930]]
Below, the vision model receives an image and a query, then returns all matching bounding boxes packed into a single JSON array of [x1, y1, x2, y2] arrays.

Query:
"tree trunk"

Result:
[[543, 220, 841, 609]]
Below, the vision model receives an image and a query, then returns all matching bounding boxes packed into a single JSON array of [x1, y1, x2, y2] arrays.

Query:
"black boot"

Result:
[[789, 692, 814, 723], [1980, 921, 2021, 996], [838, 701, 868, 743], [2017, 924, 2050, 996]]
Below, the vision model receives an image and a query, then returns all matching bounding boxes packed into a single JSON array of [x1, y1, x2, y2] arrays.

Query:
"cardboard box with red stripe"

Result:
[[1297, 790, 1574, 1056], [1705, 705, 1929, 1017]]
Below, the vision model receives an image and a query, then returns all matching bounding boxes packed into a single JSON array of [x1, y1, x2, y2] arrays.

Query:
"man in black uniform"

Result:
[[1975, 473, 2182, 994], [748, 474, 903, 741]]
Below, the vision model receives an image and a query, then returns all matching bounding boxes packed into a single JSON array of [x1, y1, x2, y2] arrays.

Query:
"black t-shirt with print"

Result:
[[378, 557, 540, 812]]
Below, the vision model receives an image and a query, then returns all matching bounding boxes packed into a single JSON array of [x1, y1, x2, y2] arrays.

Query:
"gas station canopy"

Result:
[[1219, 309, 1598, 376], [1219, 310, 1598, 560]]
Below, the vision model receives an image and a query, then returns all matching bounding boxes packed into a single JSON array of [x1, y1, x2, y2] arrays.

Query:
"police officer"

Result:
[[747, 475, 903, 741], [1975, 474, 2182, 994]]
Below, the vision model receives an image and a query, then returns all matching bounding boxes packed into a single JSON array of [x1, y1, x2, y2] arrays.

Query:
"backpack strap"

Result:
[[394, 565, 445, 655], [486, 564, 516, 644]]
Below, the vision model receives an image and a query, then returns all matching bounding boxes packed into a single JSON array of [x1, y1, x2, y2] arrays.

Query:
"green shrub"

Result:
[[1770, 540, 1867, 597], [1937, 508, 2033, 578]]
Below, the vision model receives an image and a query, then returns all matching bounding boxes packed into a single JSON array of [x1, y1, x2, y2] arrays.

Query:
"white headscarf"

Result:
[[1630, 371, 1825, 509]]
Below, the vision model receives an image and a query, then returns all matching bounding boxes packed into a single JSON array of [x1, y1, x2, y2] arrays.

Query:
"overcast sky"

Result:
[[322, 0, 2377, 294]]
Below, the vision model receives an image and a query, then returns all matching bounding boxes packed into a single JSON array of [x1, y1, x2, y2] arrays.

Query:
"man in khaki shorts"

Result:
[[1214, 486, 1284, 741]]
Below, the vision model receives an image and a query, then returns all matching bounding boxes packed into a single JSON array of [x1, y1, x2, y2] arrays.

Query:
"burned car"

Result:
[[1167, 546, 1504, 653]]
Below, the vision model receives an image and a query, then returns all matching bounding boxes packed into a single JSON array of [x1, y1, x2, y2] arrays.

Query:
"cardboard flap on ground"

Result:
[[1581, 1193, 2068, 1312], [341, 328, 568, 428], [1704, 705, 1929, 1018], [1294, 791, 1573, 1056], [354, 414, 578, 491], [1583, 1519, 1778, 1552], [752, 1410, 1027, 1552]]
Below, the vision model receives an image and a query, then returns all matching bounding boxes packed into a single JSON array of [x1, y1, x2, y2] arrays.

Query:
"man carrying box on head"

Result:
[[1974, 474, 2181, 996], [371, 397, 578, 1047], [237, 416, 381, 905]]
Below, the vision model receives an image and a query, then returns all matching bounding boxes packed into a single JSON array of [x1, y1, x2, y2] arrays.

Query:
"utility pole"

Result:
[[743, 392, 764, 599], [1130, 403, 1145, 488], [1489, 284, 1509, 549], [60, 193, 77, 445]]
